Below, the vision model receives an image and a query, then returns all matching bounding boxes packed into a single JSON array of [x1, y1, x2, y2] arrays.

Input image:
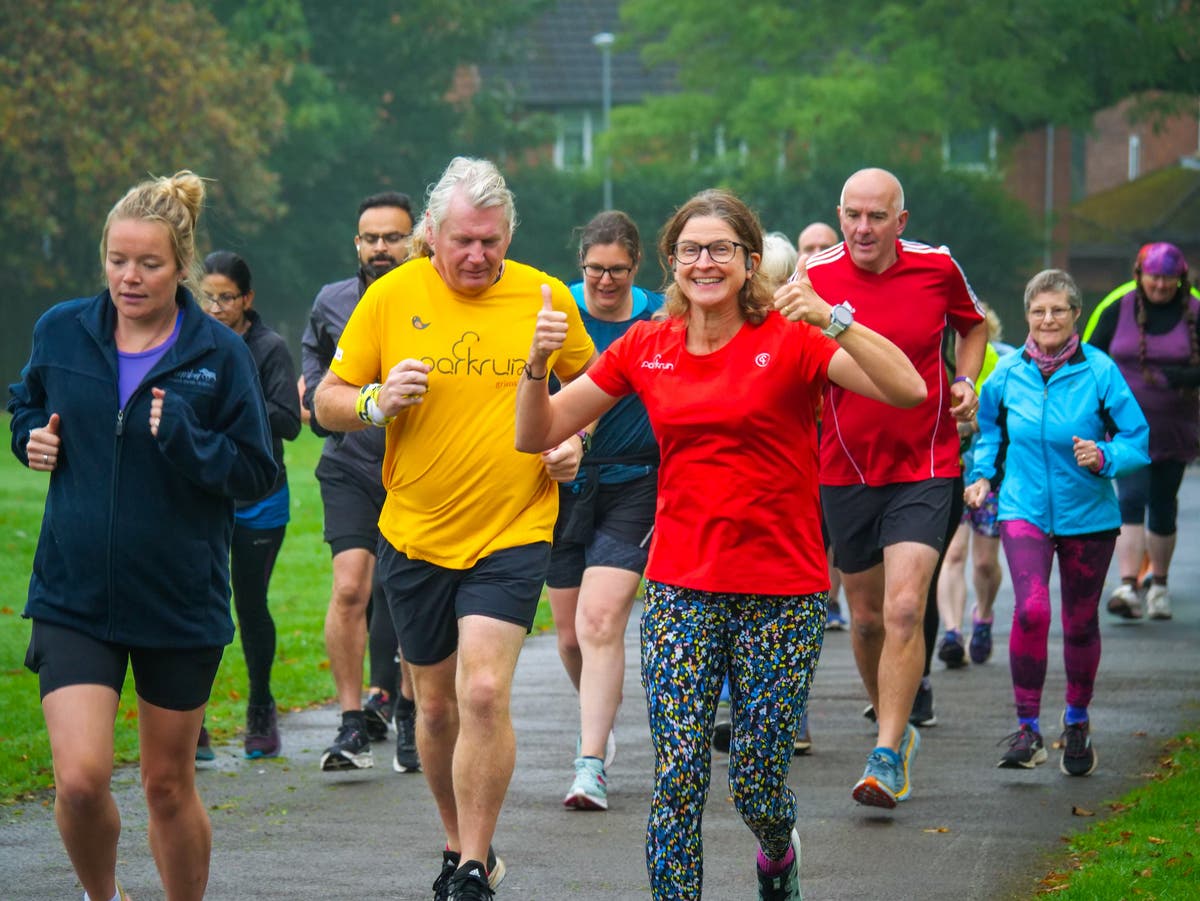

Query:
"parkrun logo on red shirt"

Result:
[[419, 331, 527, 377], [640, 354, 675, 372]]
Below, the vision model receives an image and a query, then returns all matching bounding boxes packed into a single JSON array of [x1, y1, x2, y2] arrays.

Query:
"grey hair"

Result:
[[839, 167, 905, 214], [413, 157, 516, 257], [1023, 268, 1081, 312], [760, 231, 799, 293]]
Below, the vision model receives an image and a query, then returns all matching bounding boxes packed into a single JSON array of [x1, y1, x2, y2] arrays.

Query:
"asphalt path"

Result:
[[2, 472, 1198, 900]]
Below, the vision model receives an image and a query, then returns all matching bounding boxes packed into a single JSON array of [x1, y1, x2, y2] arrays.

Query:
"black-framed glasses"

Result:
[[201, 291, 244, 309], [582, 264, 633, 281], [671, 240, 746, 264], [357, 232, 412, 246]]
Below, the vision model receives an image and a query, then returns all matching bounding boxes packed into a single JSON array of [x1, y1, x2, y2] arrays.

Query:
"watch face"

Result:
[[832, 305, 853, 326]]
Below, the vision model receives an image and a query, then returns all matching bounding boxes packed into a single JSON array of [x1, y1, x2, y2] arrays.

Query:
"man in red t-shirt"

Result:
[[806, 168, 987, 808]]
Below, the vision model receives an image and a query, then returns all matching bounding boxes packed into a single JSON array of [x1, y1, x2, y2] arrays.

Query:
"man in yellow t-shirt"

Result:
[[315, 157, 595, 900]]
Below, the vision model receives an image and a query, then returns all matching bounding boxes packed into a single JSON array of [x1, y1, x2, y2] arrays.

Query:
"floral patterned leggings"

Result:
[[640, 581, 826, 900]]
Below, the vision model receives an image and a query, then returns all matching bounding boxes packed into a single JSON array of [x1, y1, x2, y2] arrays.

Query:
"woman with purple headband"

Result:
[[1087, 242, 1200, 621]]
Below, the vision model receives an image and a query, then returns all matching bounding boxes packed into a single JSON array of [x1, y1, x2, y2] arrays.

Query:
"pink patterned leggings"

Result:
[[999, 519, 1116, 720]]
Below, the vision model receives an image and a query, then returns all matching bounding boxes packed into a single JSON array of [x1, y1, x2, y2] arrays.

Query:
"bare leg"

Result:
[[936, 522, 970, 632], [971, 533, 1003, 620], [43, 684, 121, 901], [548, 586, 582, 691], [1145, 531, 1176, 581], [138, 699, 211, 900], [453, 615, 526, 865], [324, 548, 374, 712], [576, 567, 641, 758], [409, 653, 461, 849], [1114, 524, 1145, 581], [845, 543, 939, 751]]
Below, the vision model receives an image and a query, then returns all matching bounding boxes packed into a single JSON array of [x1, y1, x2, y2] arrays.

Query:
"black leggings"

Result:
[[231, 523, 286, 707], [1116, 459, 1187, 535], [367, 575, 401, 694], [923, 478, 964, 677]]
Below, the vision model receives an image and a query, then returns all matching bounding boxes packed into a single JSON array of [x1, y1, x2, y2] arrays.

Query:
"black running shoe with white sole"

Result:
[[319, 722, 373, 771]]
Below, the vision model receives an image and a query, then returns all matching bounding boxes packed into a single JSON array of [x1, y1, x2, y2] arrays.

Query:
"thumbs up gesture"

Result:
[[528, 284, 568, 376], [27, 412, 62, 471]]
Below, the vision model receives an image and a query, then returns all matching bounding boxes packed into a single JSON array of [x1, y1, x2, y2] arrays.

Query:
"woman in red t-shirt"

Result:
[[515, 189, 924, 900]]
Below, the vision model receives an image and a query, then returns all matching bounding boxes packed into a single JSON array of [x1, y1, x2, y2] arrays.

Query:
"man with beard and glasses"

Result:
[[301, 191, 421, 773]]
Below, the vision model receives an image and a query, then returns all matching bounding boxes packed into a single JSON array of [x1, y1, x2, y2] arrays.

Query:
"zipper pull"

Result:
[[116, 409, 125, 436]]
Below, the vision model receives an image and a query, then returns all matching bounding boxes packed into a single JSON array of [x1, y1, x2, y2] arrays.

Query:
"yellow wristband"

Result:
[[355, 383, 394, 427]]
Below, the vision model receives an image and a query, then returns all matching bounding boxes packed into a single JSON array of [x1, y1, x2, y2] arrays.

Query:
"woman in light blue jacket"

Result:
[[965, 269, 1148, 779]]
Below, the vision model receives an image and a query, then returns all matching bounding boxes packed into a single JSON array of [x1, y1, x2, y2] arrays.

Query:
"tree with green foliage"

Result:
[[614, 0, 1200, 173]]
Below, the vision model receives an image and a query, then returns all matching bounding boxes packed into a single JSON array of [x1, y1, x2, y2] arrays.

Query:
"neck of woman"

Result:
[[116, 306, 178, 354], [686, 305, 743, 354]]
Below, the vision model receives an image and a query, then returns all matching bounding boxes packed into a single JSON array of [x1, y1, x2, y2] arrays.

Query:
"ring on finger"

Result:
[[43, 453, 49, 465]]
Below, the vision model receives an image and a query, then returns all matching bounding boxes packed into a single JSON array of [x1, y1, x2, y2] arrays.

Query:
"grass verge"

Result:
[[0, 424, 551, 803]]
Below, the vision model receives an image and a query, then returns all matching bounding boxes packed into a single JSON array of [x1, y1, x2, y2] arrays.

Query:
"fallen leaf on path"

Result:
[[1072, 806, 1094, 817], [922, 826, 950, 833]]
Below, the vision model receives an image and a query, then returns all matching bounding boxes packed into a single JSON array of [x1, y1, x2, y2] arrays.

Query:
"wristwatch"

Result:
[[822, 301, 855, 339], [576, 430, 593, 454]]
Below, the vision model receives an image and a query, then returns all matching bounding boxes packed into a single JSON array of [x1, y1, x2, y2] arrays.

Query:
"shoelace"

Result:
[[1062, 723, 1089, 756], [998, 728, 1038, 752]]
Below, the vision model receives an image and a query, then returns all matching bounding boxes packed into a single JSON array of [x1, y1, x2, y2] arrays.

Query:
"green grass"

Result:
[[1033, 735, 1200, 898], [0, 423, 553, 803]]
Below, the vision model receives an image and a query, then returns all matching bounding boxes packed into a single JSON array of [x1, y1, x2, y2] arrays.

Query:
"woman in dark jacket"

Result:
[[200, 250, 301, 759], [8, 171, 276, 901]]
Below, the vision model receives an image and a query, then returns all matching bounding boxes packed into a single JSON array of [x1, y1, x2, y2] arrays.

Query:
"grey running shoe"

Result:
[[997, 725, 1047, 769], [319, 721, 373, 771], [393, 699, 421, 773], [937, 630, 967, 669], [909, 679, 937, 727], [196, 724, 215, 762]]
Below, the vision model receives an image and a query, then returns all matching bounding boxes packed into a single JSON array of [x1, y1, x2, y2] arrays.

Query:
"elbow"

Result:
[[894, 378, 927, 409], [514, 430, 542, 454]]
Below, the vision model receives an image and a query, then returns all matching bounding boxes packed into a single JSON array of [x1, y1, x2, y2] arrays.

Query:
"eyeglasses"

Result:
[[582, 264, 633, 281], [357, 232, 411, 246], [202, 291, 243, 309], [671, 240, 746, 265], [1027, 306, 1074, 320]]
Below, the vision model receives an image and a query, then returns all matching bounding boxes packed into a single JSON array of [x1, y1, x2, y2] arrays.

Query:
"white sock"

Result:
[[82, 890, 121, 901]]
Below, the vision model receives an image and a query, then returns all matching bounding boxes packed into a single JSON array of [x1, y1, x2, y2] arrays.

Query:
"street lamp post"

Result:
[[592, 31, 614, 210]]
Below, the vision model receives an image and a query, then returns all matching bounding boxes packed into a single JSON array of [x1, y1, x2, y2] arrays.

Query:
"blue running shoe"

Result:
[[897, 723, 920, 801], [563, 756, 608, 810], [825, 600, 847, 631], [969, 617, 993, 664], [852, 750, 901, 809]]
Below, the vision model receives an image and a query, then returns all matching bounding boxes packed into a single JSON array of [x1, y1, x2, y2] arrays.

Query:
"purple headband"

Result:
[[1138, 242, 1188, 278]]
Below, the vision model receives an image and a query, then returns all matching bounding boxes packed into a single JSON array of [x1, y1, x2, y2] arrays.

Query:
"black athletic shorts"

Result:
[[316, 455, 385, 556], [24, 619, 224, 711], [376, 541, 551, 666], [821, 478, 955, 574], [546, 473, 656, 588]]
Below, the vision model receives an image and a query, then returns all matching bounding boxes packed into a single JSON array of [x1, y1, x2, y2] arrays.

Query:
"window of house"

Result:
[[554, 109, 594, 172], [943, 127, 997, 171]]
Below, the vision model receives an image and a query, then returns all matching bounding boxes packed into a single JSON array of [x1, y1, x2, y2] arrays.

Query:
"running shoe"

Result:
[[713, 720, 732, 753], [937, 630, 967, 669], [244, 702, 280, 759], [447, 860, 495, 900], [363, 690, 394, 742], [195, 725, 215, 762], [1145, 584, 1173, 620], [968, 617, 993, 664], [794, 711, 812, 755], [563, 756, 608, 810], [756, 828, 802, 901], [393, 699, 421, 773], [433, 847, 506, 901], [319, 721, 373, 771], [897, 723, 919, 801], [997, 725, 1046, 769], [825, 600, 847, 631], [852, 750, 901, 809], [1059, 715, 1098, 777], [909, 679, 938, 727], [1106, 583, 1143, 619]]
